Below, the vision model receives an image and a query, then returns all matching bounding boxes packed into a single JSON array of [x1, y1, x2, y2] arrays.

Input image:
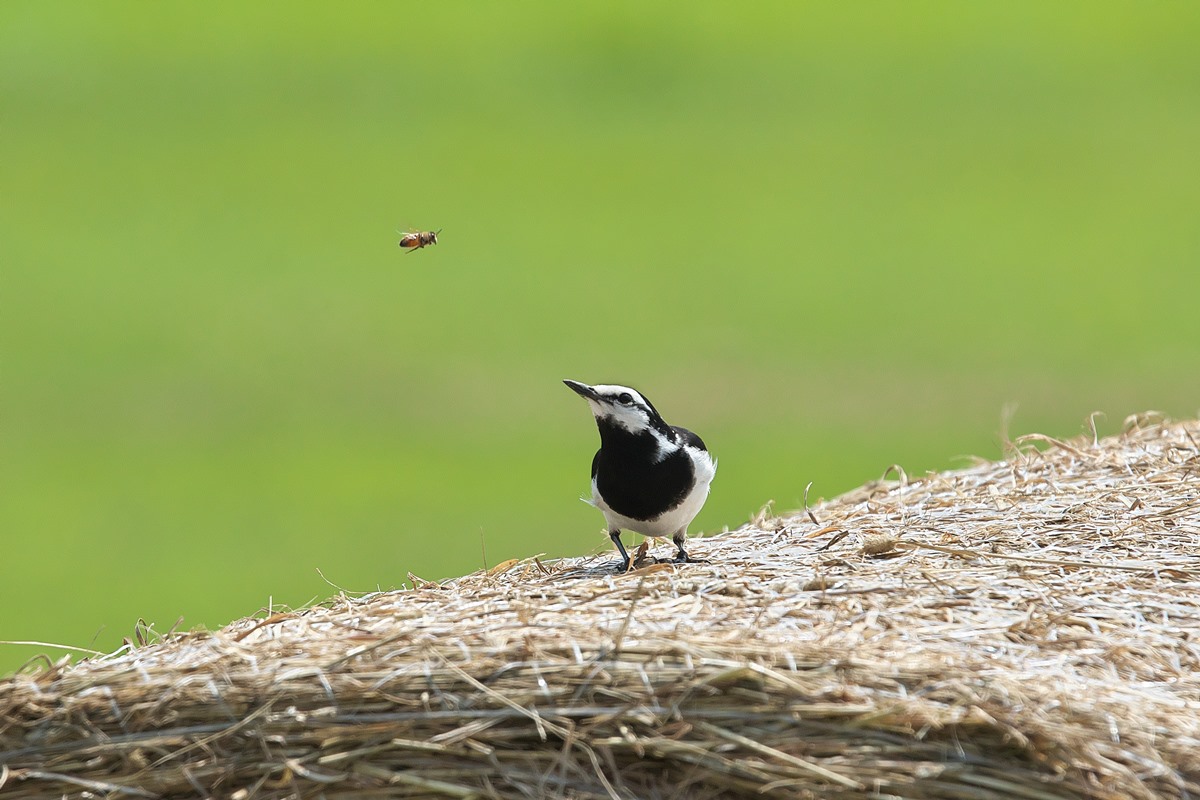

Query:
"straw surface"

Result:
[[2, 414, 1198, 799]]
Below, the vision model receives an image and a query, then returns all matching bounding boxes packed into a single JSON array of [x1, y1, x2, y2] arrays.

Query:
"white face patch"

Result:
[[587, 384, 655, 434]]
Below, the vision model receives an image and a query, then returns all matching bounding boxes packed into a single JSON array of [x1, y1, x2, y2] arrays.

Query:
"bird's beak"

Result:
[[563, 379, 599, 401]]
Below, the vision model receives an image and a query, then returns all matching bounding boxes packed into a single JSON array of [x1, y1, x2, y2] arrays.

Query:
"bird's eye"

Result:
[[617, 393, 633, 405]]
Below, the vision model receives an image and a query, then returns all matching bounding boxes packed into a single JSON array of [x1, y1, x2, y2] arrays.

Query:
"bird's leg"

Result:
[[610, 530, 631, 572], [672, 529, 690, 562], [672, 529, 707, 563]]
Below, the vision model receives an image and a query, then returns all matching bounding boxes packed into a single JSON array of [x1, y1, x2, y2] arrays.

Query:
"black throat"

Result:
[[591, 418, 693, 521], [595, 415, 675, 452]]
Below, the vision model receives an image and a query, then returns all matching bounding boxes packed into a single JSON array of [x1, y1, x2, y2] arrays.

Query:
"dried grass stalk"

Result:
[[2, 415, 1199, 799]]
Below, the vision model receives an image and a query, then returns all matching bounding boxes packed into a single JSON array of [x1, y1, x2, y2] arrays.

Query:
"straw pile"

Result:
[[2, 414, 1198, 799]]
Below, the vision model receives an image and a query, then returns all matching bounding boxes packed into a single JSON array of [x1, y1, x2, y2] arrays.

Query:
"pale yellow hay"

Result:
[[2, 415, 1198, 798]]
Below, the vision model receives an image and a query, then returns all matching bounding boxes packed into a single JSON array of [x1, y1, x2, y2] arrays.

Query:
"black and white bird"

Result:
[[564, 380, 716, 571]]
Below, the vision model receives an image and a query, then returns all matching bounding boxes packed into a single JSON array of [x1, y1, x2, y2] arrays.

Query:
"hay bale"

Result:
[[2, 414, 1199, 799]]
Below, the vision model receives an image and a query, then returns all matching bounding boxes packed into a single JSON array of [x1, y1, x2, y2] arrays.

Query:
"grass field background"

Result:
[[3, 3, 1199, 675]]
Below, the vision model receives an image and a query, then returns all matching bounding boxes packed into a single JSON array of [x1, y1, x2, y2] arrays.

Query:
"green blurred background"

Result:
[[3, 3, 1199, 675]]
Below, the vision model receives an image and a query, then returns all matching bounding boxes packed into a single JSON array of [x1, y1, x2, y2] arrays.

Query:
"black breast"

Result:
[[592, 426, 694, 521]]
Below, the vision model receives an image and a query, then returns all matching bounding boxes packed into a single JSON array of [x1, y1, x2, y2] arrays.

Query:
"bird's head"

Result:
[[563, 379, 672, 438]]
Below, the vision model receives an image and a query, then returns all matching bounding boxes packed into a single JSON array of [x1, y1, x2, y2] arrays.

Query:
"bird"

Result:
[[564, 379, 716, 571]]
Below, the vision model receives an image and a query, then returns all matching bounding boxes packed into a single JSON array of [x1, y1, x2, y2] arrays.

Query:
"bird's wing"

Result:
[[672, 426, 708, 453]]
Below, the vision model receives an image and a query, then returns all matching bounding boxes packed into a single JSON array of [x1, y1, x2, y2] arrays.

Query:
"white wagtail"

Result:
[[564, 380, 716, 571]]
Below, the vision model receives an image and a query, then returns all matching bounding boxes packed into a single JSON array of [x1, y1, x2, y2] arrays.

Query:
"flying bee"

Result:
[[398, 228, 441, 253]]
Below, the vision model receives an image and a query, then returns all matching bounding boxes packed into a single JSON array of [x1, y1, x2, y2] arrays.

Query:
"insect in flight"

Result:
[[398, 228, 441, 253]]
